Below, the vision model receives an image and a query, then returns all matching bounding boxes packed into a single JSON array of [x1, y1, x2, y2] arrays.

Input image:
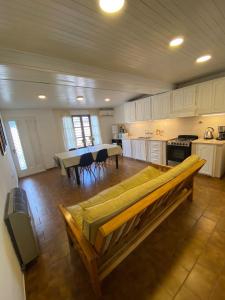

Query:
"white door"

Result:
[[124, 102, 136, 123], [135, 97, 151, 121], [5, 118, 45, 178], [172, 89, 183, 113], [122, 139, 132, 157], [183, 86, 196, 110], [212, 78, 225, 113], [195, 144, 215, 176], [196, 81, 213, 114], [152, 93, 170, 120]]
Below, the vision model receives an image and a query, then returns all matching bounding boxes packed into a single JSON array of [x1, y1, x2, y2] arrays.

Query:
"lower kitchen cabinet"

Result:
[[131, 139, 146, 161], [146, 141, 167, 165], [122, 139, 132, 157], [122, 139, 167, 165], [194, 144, 215, 176], [146, 141, 161, 164], [192, 143, 225, 177]]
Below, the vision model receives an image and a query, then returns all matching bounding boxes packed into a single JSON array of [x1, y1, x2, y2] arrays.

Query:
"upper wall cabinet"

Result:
[[212, 78, 225, 113], [114, 104, 125, 124], [171, 86, 197, 117], [135, 97, 151, 121], [151, 92, 171, 120], [124, 102, 136, 123], [196, 81, 213, 115]]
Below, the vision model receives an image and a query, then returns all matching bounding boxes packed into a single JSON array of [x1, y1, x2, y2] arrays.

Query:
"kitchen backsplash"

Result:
[[125, 115, 225, 139]]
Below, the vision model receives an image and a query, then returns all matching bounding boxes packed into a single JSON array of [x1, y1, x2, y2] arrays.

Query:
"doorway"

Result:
[[5, 117, 45, 177]]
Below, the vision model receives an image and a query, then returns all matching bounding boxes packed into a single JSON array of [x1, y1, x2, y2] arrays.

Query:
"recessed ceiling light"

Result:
[[169, 37, 184, 47], [196, 55, 212, 63], [76, 96, 84, 101], [38, 95, 46, 100], [99, 0, 125, 13], [105, 98, 111, 102]]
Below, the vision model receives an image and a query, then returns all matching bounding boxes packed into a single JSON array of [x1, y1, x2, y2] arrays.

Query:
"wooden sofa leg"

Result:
[[187, 177, 194, 202], [88, 260, 102, 298]]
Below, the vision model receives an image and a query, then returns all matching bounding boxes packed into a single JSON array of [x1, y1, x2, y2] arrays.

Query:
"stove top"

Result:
[[167, 135, 198, 147]]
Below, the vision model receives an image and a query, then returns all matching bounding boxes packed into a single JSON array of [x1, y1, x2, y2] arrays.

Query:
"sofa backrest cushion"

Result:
[[79, 166, 162, 209], [82, 155, 200, 244]]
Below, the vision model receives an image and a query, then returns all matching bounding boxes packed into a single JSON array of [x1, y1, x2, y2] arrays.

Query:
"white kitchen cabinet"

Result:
[[151, 92, 171, 120], [122, 139, 132, 158], [196, 81, 213, 115], [135, 97, 151, 121], [124, 102, 136, 123], [194, 144, 215, 176], [131, 139, 146, 161], [193, 142, 225, 178], [114, 104, 125, 124], [146, 141, 162, 164], [171, 86, 196, 117], [212, 78, 225, 113], [146, 141, 167, 164]]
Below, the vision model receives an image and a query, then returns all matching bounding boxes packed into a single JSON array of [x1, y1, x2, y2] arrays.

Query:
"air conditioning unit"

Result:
[[99, 109, 114, 116]]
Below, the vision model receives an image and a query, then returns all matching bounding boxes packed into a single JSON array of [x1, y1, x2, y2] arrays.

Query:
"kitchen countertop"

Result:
[[123, 136, 173, 142], [192, 138, 225, 145]]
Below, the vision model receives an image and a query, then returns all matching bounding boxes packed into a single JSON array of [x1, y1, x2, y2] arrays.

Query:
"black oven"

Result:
[[166, 145, 191, 163], [166, 135, 198, 165]]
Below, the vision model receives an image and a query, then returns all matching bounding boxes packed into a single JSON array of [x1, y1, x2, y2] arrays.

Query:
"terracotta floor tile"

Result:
[[197, 243, 225, 274], [174, 285, 200, 300], [195, 216, 217, 234], [19, 158, 225, 299], [184, 263, 218, 299]]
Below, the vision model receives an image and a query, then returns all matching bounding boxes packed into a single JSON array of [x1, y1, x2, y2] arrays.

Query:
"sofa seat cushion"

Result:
[[79, 166, 162, 209], [67, 205, 83, 230], [82, 155, 200, 244]]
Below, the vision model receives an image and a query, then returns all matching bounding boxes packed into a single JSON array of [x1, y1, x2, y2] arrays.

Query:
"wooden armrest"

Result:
[[58, 205, 97, 262]]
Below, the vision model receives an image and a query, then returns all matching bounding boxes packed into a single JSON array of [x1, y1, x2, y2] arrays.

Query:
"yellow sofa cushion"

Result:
[[82, 155, 200, 243], [67, 205, 83, 230], [79, 166, 162, 209]]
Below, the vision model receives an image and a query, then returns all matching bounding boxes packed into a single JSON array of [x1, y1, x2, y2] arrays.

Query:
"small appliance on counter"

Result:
[[204, 127, 214, 139], [167, 135, 198, 165], [217, 126, 225, 140]]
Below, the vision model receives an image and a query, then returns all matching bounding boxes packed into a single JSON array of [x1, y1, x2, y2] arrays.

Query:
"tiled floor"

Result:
[[20, 157, 225, 300]]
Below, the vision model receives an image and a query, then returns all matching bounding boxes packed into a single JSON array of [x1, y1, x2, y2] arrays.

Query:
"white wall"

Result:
[[1, 109, 112, 173], [2, 109, 63, 169], [125, 114, 225, 139], [99, 116, 114, 144], [0, 114, 25, 300]]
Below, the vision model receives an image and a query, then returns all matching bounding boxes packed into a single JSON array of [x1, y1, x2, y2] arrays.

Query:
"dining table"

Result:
[[54, 144, 122, 185]]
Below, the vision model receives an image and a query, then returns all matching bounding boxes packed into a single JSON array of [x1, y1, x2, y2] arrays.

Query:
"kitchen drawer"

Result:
[[151, 141, 161, 149], [150, 156, 161, 164]]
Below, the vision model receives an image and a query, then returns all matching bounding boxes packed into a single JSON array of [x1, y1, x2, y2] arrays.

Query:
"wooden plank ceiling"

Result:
[[0, 0, 225, 84]]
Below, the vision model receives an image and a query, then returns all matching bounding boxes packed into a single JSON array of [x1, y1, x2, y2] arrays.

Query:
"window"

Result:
[[72, 115, 93, 148], [8, 120, 27, 170]]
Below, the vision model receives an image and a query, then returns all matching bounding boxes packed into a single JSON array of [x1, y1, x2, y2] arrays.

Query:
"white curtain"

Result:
[[91, 115, 102, 145], [62, 116, 77, 150]]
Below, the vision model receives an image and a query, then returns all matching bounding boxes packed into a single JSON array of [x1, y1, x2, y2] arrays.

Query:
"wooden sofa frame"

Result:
[[59, 159, 205, 297]]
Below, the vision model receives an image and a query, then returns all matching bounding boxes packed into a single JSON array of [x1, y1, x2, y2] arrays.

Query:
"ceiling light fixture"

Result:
[[76, 96, 84, 101], [99, 0, 125, 13], [38, 95, 46, 100], [105, 98, 111, 102], [196, 55, 212, 63], [169, 37, 184, 47]]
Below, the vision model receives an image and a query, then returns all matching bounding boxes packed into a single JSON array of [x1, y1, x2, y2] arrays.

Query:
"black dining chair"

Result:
[[79, 152, 96, 181], [94, 149, 109, 171]]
